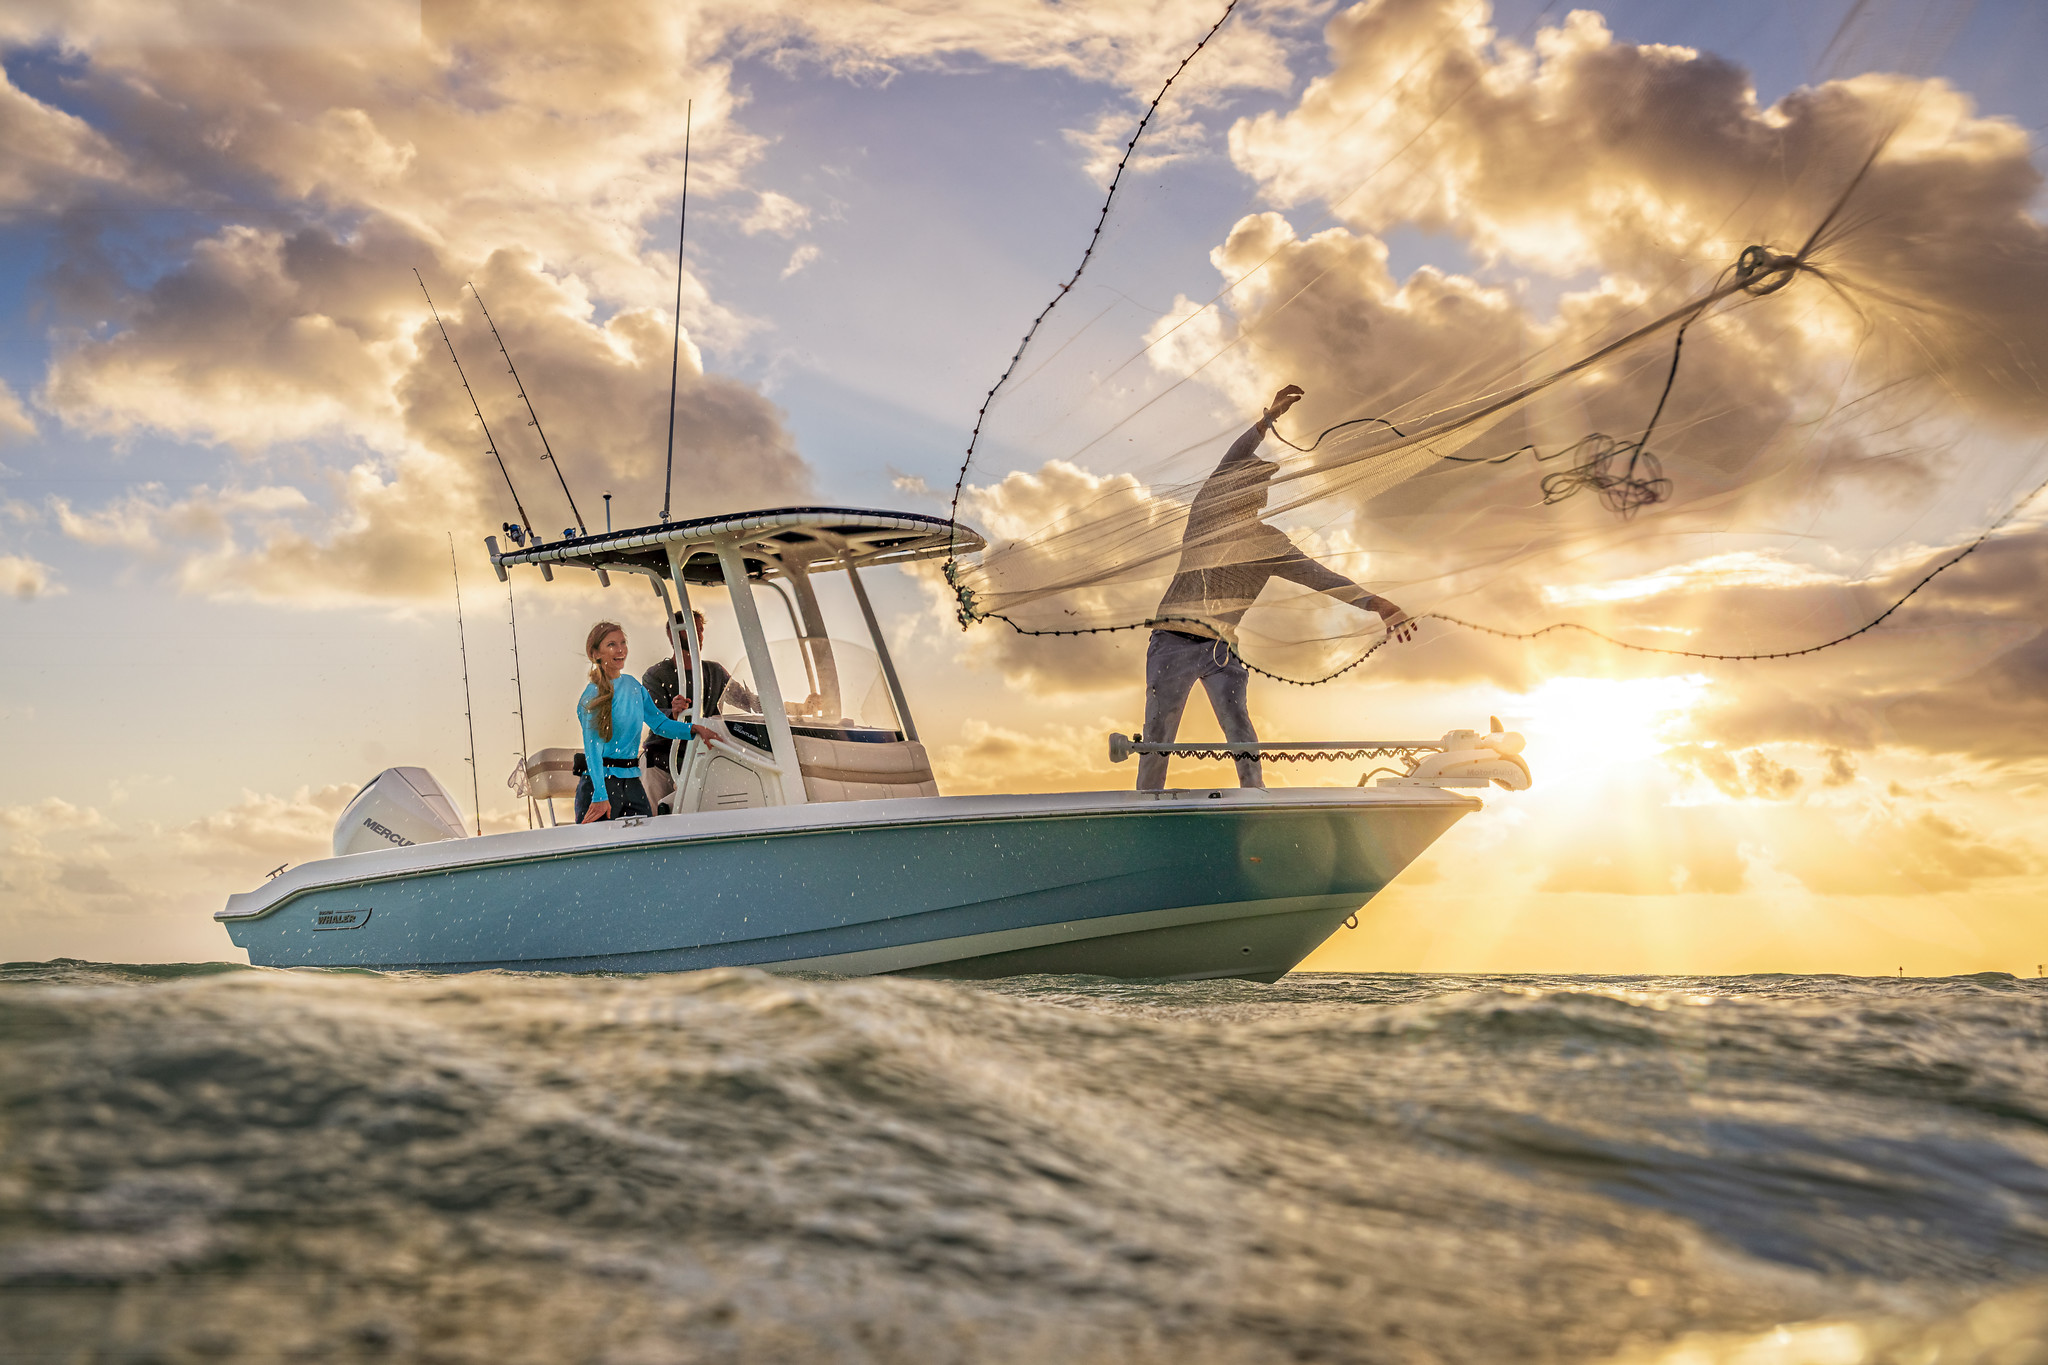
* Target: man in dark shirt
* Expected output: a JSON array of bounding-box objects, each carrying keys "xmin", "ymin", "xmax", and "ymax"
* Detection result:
[
  {"xmin": 640, "ymin": 611, "xmax": 761, "ymax": 808},
  {"xmin": 1139, "ymin": 384, "xmax": 1411, "ymax": 791}
]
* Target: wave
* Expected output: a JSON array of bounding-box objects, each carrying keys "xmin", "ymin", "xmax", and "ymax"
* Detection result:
[{"xmin": 3, "ymin": 965, "xmax": 2046, "ymax": 1362}]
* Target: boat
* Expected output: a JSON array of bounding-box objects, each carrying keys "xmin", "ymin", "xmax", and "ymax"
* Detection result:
[{"xmin": 216, "ymin": 506, "xmax": 1530, "ymax": 981}]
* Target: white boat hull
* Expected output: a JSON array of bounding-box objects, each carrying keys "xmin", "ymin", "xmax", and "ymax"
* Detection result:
[{"xmin": 218, "ymin": 787, "xmax": 1478, "ymax": 983}]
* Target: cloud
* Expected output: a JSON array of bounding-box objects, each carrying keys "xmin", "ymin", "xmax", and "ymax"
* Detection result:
[
  {"xmin": 0, "ymin": 380, "xmax": 34, "ymax": 444},
  {"xmin": 0, "ymin": 797, "xmax": 107, "ymax": 833},
  {"xmin": 951, "ymin": 0, "xmax": 2048, "ymax": 695},
  {"xmin": 1064, "ymin": 101, "xmax": 1212, "ymax": 188},
  {"xmin": 780, "ymin": 244, "xmax": 821, "ymax": 280},
  {"xmin": 931, "ymin": 717, "xmax": 1126, "ymax": 794},
  {"xmin": 1231, "ymin": 0, "xmax": 2048, "ymax": 428},
  {"xmin": 171, "ymin": 785, "xmax": 357, "ymax": 865},
  {"xmin": 0, "ymin": 797, "xmax": 129, "ymax": 911},
  {"xmin": 37, "ymin": 236, "xmax": 812, "ymax": 601},
  {"xmin": 742, "ymin": 191, "xmax": 811, "ymax": 238},
  {"xmin": 53, "ymin": 483, "xmax": 312, "ymax": 553},
  {"xmin": 1665, "ymin": 745, "xmax": 1803, "ymax": 801},
  {"xmin": 0, "ymin": 771, "xmax": 544, "ymax": 957},
  {"xmin": 741, "ymin": 0, "xmax": 1299, "ymax": 99},
  {"xmin": 0, "ymin": 59, "xmax": 136, "ymax": 217},
  {"xmin": 0, "ymin": 553, "xmax": 60, "ymax": 598},
  {"xmin": 42, "ymin": 223, "xmax": 423, "ymax": 451},
  {"xmin": 1772, "ymin": 805, "xmax": 2037, "ymax": 896},
  {"xmin": 939, "ymin": 459, "xmax": 1175, "ymax": 694},
  {"xmin": 5, "ymin": 0, "xmax": 1316, "ymax": 606}
]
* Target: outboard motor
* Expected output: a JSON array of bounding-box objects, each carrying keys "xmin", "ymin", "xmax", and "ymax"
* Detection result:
[{"xmin": 333, "ymin": 767, "xmax": 470, "ymax": 856}]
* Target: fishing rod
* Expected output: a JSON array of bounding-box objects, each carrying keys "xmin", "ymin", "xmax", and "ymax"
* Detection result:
[
  {"xmin": 506, "ymin": 575, "xmax": 535, "ymax": 831},
  {"xmin": 469, "ymin": 281, "xmax": 588, "ymax": 536},
  {"xmin": 660, "ymin": 99, "xmax": 693, "ymax": 524},
  {"xmin": 449, "ymin": 534, "xmax": 483, "ymax": 836},
  {"xmin": 417, "ymin": 268, "xmax": 539, "ymax": 540}
]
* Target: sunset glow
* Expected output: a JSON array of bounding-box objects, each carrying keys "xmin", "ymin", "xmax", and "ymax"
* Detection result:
[{"xmin": 0, "ymin": 0, "xmax": 2043, "ymax": 980}]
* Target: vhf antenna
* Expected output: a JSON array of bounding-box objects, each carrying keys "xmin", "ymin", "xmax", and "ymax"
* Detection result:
[
  {"xmin": 448, "ymin": 534, "xmax": 483, "ymax": 837},
  {"xmin": 470, "ymin": 281, "xmax": 588, "ymax": 537},
  {"xmin": 660, "ymin": 99, "xmax": 693, "ymax": 524},
  {"xmin": 417, "ymin": 268, "xmax": 538, "ymax": 540}
]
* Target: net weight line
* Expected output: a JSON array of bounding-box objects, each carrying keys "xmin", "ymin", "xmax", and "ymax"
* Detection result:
[
  {"xmin": 1425, "ymin": 463, "xmax": 2048, "ymax": 665},
  {"xmin": 946, "ymin": 0, "xmax": 1240, "ymax": 557},
  {"xmin": 979, "ymin": 464, "xmax": 2048, "ymax": 683}
]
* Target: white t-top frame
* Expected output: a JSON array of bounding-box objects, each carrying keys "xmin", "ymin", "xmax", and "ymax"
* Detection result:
[{"xmin": 487, "ymin": 506, "xmax": 983, "ymax": 807}]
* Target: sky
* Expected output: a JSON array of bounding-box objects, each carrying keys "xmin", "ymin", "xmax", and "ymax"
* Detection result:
[{"xmin": 2, "ymin": 0, "xmax": 2046, "ymax": 975}]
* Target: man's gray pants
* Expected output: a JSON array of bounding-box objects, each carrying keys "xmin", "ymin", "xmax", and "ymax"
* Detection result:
[{"xmin": 1138, "ymin": 630, "xmax": 1263, "ymax": 790}]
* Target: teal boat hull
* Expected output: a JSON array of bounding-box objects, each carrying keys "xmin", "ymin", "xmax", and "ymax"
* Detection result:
[{"xmin": 218, "ymin": 789, "xmax": 1476, "ymax": 982}]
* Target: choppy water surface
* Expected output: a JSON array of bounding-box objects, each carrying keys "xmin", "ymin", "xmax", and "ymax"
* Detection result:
[{"xmin": 5, "ymin": 964, "xmax": 2048, "ymax": 1364}]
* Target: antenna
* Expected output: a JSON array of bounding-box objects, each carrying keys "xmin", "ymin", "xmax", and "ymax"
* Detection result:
[
  {"xmin": 507, "ymin": 575, "xmax": 535, "ymax": 830},
  {"xmin": 449, "ymin": 534, "xmax": 483, "ymax": 837},
  {"xmin": 469, "ymin": 281, "xmax": 588, "ymax": 536},
  {"xmin": 660, "ymin": 99, "xmax": 693, "ymax": 524},
  {"xmin": 417, "ymin": 269, "xmax": 538, "ymax": 540}
]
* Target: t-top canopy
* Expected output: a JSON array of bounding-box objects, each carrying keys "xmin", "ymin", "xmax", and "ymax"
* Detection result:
[{"xmin": 487, "ymin": 506, "xmax": 983, "ymax": 585}]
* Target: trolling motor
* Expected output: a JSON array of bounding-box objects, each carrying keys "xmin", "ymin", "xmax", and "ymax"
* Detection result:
[{"xmin": 1109, "ymin": 717, "xmax": 1532, "ymax": 791}]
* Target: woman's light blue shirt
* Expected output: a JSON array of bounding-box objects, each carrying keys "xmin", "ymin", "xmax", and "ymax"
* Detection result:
[{"xmin": 578, "ymin": 673, "xmax": 692, "ymax": 803}]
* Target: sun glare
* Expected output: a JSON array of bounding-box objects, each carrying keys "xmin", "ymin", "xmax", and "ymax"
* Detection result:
[{"xmin": 1516, "ymin": 675, "xmax": 1707, "ymax": 784}]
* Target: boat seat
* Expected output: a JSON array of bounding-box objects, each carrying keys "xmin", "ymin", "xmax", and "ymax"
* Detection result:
[
  {"xmin": 517, "ymin": 748, "xmax": 582, "ymax": 800},
  {"xmin": 792, "ymin": 734, "xmax": 939, "ymax": 802}
]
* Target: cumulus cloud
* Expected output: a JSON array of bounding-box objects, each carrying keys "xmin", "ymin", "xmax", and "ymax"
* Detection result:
[
  {"xmin": 939, "ymin": 459, "xmax": 1175, "ymax": 693},
  {"xmin": 0, "ymin": 796, "xmax": 129, "ymax": 912},
  {"xmin": 941, "ymin": 0, "xmax": 2048, "ymax": 744},
  {"xmin": 4, "ymin": 0, "xmax": 1310, "ymax": 607},
  {"xmin": 1230, "ymin": 0, "xmax": 2048, "ymax": 432},
  {"xmin": 0, "ymin": 784, "xmax": 359, "ymax": 958},
  {"xmin": 1189, "ymin": 0, "xmax": 2048, "ymax": 587},
  {"xmin": 171, "ymin": 785, "xmax": 357, "ymax": 865},
  {"xmin": 0, "ymin": 552, "xmax": 60, "ymax": 598},
  {"xmin": 38, "ymin": 234, "xmax": 812, "ymax": 601},
  {"xmin": 0, "ymin": 60, "xmax": 135, "ymax": 216}
]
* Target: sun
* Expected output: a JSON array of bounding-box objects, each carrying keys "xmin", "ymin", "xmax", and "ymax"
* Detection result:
[{"xmin": 1514, "ymin": 675, "xmax": 1708, "ymax": 786}]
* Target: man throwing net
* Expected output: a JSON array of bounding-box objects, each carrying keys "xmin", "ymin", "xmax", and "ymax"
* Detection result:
[{"xmin": 1139, "ymin": 384, "xmax": 1413, "ymax": 791}]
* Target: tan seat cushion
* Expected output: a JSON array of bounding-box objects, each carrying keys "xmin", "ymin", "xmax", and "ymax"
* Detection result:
[
  {"xmin": 520, "ymin": 747, "xmax": 582, "ymax": 800},
  {"xmin": 792, "ymin": 737, "xmax": 939, "ymax": 803}
]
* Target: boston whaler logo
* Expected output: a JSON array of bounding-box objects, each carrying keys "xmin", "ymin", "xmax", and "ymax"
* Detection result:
[
  {"xmin": 363, "ymin": 817, "xmax": 414, "ymax": 847},
  {"xmin": 314, "ymin": 907, "xmax": 373, "ymax": 931}
]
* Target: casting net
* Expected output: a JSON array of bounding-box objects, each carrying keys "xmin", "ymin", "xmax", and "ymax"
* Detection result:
[{"xmin": 944, "ymin": 0, "xmax": 2048, "ymax": 684}]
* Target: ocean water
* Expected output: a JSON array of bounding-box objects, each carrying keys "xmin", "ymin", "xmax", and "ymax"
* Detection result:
[{"xmin": 4, "ymin": 964, "xmax": 2048, "ymax": 1365}]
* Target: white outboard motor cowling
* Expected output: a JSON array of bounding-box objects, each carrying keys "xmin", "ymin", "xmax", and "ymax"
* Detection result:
[{"xmin": 333, "ymin": 767, "xmax": 471, "ymax": 857}]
